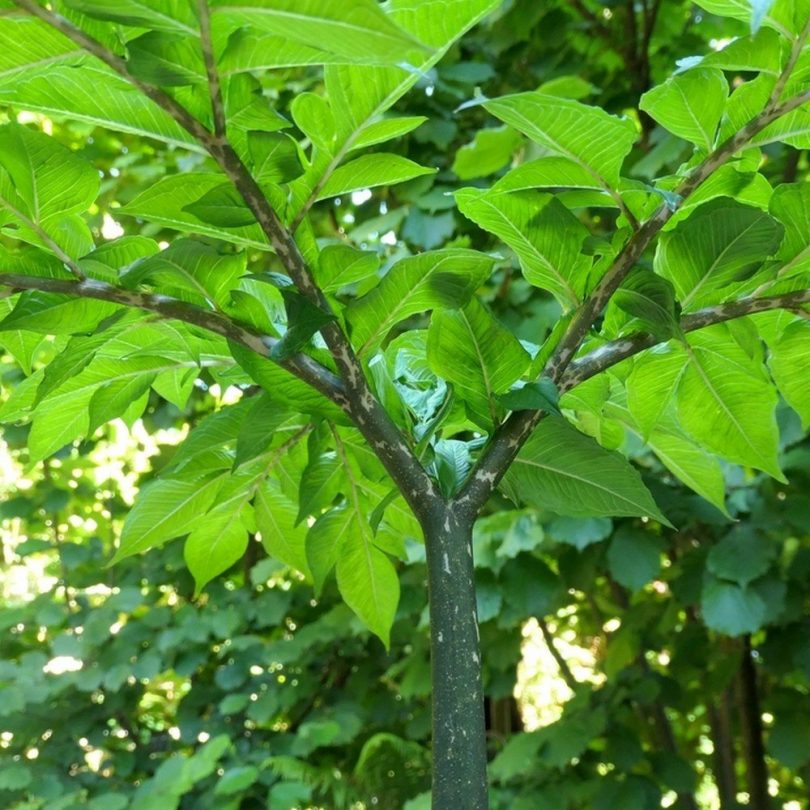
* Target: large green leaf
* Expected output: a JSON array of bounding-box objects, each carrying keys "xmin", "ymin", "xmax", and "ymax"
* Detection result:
[
  {"xmin": 0, "ymin": 17, "xmax": 83, "ymax": 85},
  {"xmin": 501, "ymin": 417, "xmax": 670, "ymax": 524},
  {"xmin": 336, "ymin": 526, "xmax": 399, "ymax": 649},
  {"xmin": 604, "ymin": 393, "xmax": 728, "ymax": 515},
  {"xmin": 482, "ymin": 92, "xmax": 637, "ymax": 188},
  {"xmin": 0, "ymin": 292, "xmax": 119, "ymax": 335},
  {"xmin": 701, "ymin": 577, "xmax": 767, "ymax": 636},
  {"xmin": 640, "ymin": 69, "xmax": 728, "ymax": 151},
  {"xmin": 768, "ymin": 321, "xmax": 810, "ymax": 427},
  {"xmin": 455, "ymin": 189, "xmax": 589, "ymax": 309},
  {"xmin": 123, "ymin": 238, "xmax": 247, "ymax": 309},
  {"xmin": 768, "ymin": 182, "xmax": 810, "ymax": 282},
  {"xmin": 121, "ymin": 175, "xmax": 269, "ymax": 249},
  {"xmin": 427, "ymin": 299, "xmax": 530, "ymax": 429},
  {"xmin": 607, "ymin": 527, "xmax": 662, "ymax": 592},
  {"xmin": 255, "ymin": 479, "xmax": 311, "ymax": 578},
  {"xmin": 114, "ymin": 473, "xmax": 226, "ymax": 562},
  {"xmin": 0, "ymin": 123, "xmax": 98, "ymax": 259},
  {"xmin": 62, "ymin": 0, "xmax": 199, "ymax": 33},
  {"xmin": 127, "ymin": 31, "xmax": 207, "ymax": 87},
  {"xmin": 655, "ymin": 199, "xmax": 783, "ymax": 309},
  {"xmin": 677, "ymin": 327, "xmax": 783, "ymax": 479},
  {"xmin": 316, "ymin": 154, "xmax": 433, "ymax": 200},
  {"xmin": 692, "ymin": 0, "xmax": 795, "ymax": 36},
  {"xmin": 346, "ymin": 249, "xmax": 494, "ymax": 356},
  {"xmin": 211, "ymin": 0, "xmax": 427, "ymax": 65},
  {"xmin": 491, "ymin": 156, "xmax": 606, "ymax": 193},
  {"xmin": 0, "ymin": 65, "xmax": 198, "ymax": 148},
  {"xmin": 0, "ymin": 297, "xmax": 43, "ymax": 375}
]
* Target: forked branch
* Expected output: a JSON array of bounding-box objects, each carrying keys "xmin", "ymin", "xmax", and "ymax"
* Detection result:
[
  {"xmin": 457, "ymin": 79, "xmax": 810, "ymax": 515},
  {"xmin": 10, "ymin": 0, "xmax": 442, "ymax": 518}
]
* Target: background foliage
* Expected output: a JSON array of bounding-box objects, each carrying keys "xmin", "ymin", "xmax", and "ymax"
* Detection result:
[{"xmin": 1, "ymin": 0, "xmax": 810, "ymax": 808}]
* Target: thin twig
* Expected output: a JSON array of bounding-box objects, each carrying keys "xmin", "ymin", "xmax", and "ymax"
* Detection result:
[
  {"xmin": 559, "ymin": 288, "xmax": 810, "ymax": 391},
  {"xmin": 197, "ymin": 0, "xmax": 226, "ymax": 139},
  {"xmin": 537, "ymin": 617, "xmax": 579, "ymax": 691},
  {"xmin": 768, "ymin": 15, "xmax": 810, "ymax": 107}
]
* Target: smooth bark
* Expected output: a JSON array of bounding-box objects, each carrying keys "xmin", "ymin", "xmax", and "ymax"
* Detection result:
[{"xmin": 423, "ymin": 508, "xmax": 488, "ymax": 809}]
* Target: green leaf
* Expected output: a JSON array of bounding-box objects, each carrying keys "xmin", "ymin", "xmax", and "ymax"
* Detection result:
[
  {"xmin": 219, "ymin": 28, "xmax": 363, "ymax": 73},
  {"xmin": 316, "ymin": 245, "xmax": 380, "ymax": 291},
  {"xmin": 0, "ymin": 292, "xmax": 119, "ymax": 335},
  {"xmin": 62, "ymin": 0, "xmax": 198, "ymax": 33},
  {"xmin": 336, "ymin": 527, "xmax": 399, "ymax": 648},
  {"xmin": 297, "ymin": 453, "xmax": 343, "ymax": 525},
  {"xmin": 183, "ymin": 183, "xmax": 257, "ymax": 228},
  {"xmin": 255, "ymin": 479, "xmax": 311, "ymax": 577},
  {"xmin": 655, "ymin": 199, "xmax": 783, "ymax": 309},
  {"xmin": 214, "ymin": 765, "xmax": 260, "ymax": 796},
  {"xmin": 452, "ymin": 125, "xmax": 521, "ymax": 180},
  {"xmin": 626, "ymin": 347, "xmax": 686, "ymax": 439},
  {"xmin": 639, "ymin": 69, "xmax": 728, "ymax": 151},
  {"xmin": 607, "ymin": 527, "xmax": 663, "ymax": 591},
  {"xmin": 0, "ymin": 65, "xmax": 198, "ymax": 148},
  {"xmin": 427, "ymin": 299, "xmax": 530, "ymax": 428},
  {"xmin": 122, "ymin": 174, "xmax": 269, "ymax": 249},
  {"xmin": 25, "ymin": 354, "xmax": 184, "ymax": 461},
  {"xmin": 211, "ymin": 0, "xmax": 428, "ymax": 65},
  {"xmin": 678, "ymin": 328, "xmax": 783, "ymax": 479},
  {"xmin": 0, "ymin": 296, "xmax": 43, "ymax": 374},
  {"xmin": 768, "ymin": 321, "xmax": 810, "ymax": 428},
  {"xmin": 701, "ymin": 576, "xmax": 767, "ymax": 635},
  {"xmin": 768, "ymin": 713, "xmax": 810, "ymax": 769},
  {"xmin": 306, "ymin": 505, "xmax": 355, "ymax": 594},
  {"xmin": 234, "ymin": 395, "xmax": 290, "ymax": 469},
  {"xmin": 498, "ymin": 378, "xmax": 561, "ymax": 415},
  {"xmin": 0, "ymin": 123, "xmax": 98, "ymax": 258},
  {"xmin": 33, "ymin": 312, "xmax": 132, "ymax": 406},
  {"xmin": 692, "ymin": 0, "xmax": 793, "ymax": 35},
  {"xmin": 185, "ymin": 504, "xmax": 250, "ymax": 595},
  {"xmin": 769, "ymin": 182, "xmax": 810, "ymax": 281},
  {"xmin": 346, "ymin": 248, "xmax": 494, "ymax": 356},
  {"xmin": 455, "ymin": 189, "xmax": 589, "ymax": 309},
  {"xmin": 0, "ymin": 17, "xmax": 84, "ymax": 86},
  {"xmin": 492, "ymin": 156, "xmax": 605, "ymax": 193},
  {"xmin": 122, "ymin": 238, "xmax": 247, "ymax": 309},
  {"xmin": 248, "ymin": 131, "xmax": 303, "ymax": 185},
  {"xmin": 231, "ymin": 342, "xmax": 346, "ymax": 422},
  {"xmin": 604, "ymin": 392, "xmax": 729, "ymax": 515},
  {"xmin": 87, "ymin": 366, "xmax": 155, "ymax": 433},
  {"xmin": 127, "ymin": 31, "xmax": 205, "ymax": 86},
  {"xmin": 695, "ymin": 27, "xmax": 784, "ymax": 76},
  {"xmin": 707, "ymin": 527, "xmax": 775, "ymax": 586},
  {"xmin": 114, "ymin": 475, "xmax": 226, "ymax": 562},
  {"xmin": 271, "ymin": 289, "xmax": 335, "ymax": 361},
  {"xmin": 317, "ymin": 153, "xmax": 434, "ymax": 200},
  {"xmin": 287, "ymin": 0, "xmax": 500, "ymax": 217},
  {"xmin": 482, "ymin": 92, "xmax": 637, "ymax": 188},
  {"xmin": 613, "ymin": 270, "xmax": 681, "ymax": 340},
  {"xmin": 501, "ymin": 417, "xmax": 670, "ymax": 523}
]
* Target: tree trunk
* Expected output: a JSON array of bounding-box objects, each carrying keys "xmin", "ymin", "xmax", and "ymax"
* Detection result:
[
  {"xmin": 737, "ymin": 636, "xmax": 771, "ymax": 809},
  {"xmin": 423, "ymin": 508, "xmax": 488, "ymax": 809}
]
